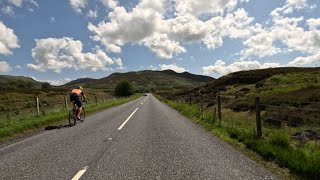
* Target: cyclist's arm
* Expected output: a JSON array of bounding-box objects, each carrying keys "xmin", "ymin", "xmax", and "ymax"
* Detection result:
[{"xmin": 81, "ymin": 92, "xmax": 87, "ymax": 102}]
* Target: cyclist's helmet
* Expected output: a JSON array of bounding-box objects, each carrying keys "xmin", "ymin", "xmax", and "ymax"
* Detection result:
[{"xmin": 78, "ymin": 86, "xmax": 83, "ymax": 90}]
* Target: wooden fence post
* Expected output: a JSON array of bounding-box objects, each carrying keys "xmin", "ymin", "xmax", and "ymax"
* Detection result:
[
  {"xmin": 35, "ymin": 96, "xmax": 39, "ymax": 115},
  {"xmin": 95, "ymin": 96, "xmax": 98, "ymax": 104},
  {"xmin": 200, "ymin": 94, "xmax": 203, "ymax": 119},
  {"xmin": 213, "ymin": 105, "xmax": 217, "ymax": 124},
  {"xmin": 255, "ymin": 97, "xmax": 262, "ymax": 137},
  {"xmin": 217, "ymin": 95, "xmax": 221, "ymax": 120},
  {"xmin": 64, "ymin": 97, "xmax": 68, "ymax": 109}
]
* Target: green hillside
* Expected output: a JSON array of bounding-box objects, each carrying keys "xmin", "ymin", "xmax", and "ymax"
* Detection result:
[
  {"xmin": 0, "ymin": 75, "xmax": 42, "ymax": 90},
  {"xmin": 172, "ymin": 67, "xmax": 320, "ymax": 126},
  {"xmin": 176, "ymin": 67, "xmax": 320, "ymax": 98}
]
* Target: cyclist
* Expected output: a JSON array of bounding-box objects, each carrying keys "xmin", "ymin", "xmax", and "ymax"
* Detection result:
[{"xmin": 70, "ymin": 86, "xmax": 87, "ymax": 120}]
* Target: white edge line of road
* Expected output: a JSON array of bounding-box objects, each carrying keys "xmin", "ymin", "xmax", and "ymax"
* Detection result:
[
  {"xmin": 117, "ymin": 107, "xmax": 139, "ymax": 130},
  {"xmin": 71, "ymin": 166, "xmax": 89, "ymax": 180}
]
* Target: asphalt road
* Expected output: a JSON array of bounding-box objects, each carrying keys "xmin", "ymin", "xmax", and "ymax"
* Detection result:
[{"xmin": 0, "ymin": 94, "xmax": 277, "ymax": 180}]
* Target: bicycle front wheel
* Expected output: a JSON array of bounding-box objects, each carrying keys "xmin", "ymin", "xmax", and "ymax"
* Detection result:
[
  {"xmin": 69, "ymin": 110, "xmax": 76, "ymax": 126},
  {"xmin": 79, "ymin": 107, "xmax": 85, "ymax": 122}
]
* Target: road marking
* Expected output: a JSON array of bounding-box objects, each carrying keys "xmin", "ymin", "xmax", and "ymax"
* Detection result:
[
  {"xmin": 71, "ymin": 166, "xmax": 89, "ymax": 180},
  {"xmin": 117, "ymin": 108, "xmax": 139, "ymax": 130},
  {"xmin": 141, "ymin": 102, "xmax": 144, "ymax": 105}
]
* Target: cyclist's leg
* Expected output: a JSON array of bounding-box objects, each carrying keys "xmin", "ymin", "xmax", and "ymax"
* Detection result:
[
  {"xmin": 75, "ymin": 97, "xmax": 83, "ymax": 118},
  {"xmin": 70, "ymin": 93, "xmax": 78, "ymax": 116},
  {"xmin": 78, "ymin": 107, "xmax": 82, "ymax": 118}
]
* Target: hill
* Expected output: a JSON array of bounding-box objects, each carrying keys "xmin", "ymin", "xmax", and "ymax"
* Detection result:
[
  {"xmin": 159, "ymin": 70, "xmax": 214, "ymax": 83},
  {"xmin": 176, "ymin": 67, "xmax": 320, "ymax": 96},
  {"xmin": 62, "ymin": 70, "xmax": 215, "ymax": 94},
  {"xmin": 0, "ymin": 75, "xmax": 42, "ymax": 90},
  {"xmin": 64, "ymin": 77, "xmax": 96, "ymax": 86},
  {"xmin": 173, "ymin": 67, "xmax": 320, "ymax": 115}
]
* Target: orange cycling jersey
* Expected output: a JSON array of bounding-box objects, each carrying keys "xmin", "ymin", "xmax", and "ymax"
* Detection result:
[{"xmin": 71, "ymin": 89, "xmax": 82, "ymax": 95}]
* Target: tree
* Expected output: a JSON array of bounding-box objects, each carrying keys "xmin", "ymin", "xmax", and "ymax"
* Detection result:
[
  {"xmin": 115, "ymin": 81, "xmax": 133, "ymax": 97},
  {"xmin": 41, "ymin": 82, "xmax": 51, "ymax": 90}
]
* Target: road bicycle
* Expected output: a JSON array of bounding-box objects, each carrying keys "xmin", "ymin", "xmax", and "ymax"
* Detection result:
[{"xmin": 69, "ymin": 101, "xmax": 86, "ymax": 126}]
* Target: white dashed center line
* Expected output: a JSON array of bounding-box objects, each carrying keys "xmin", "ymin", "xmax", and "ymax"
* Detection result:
[
  {"xmin": 71, "ymin": 166, "xmax": 89, "ymax": 180},
  {"xmin": 117, "ymin": 108, "xmax": 139, "ymax": 130}
]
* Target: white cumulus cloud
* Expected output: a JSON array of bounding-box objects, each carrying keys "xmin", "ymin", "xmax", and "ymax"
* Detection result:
[
  {"xmin": 100, "ymin": 0, "xmax": 118, "ymax": 9},
  {"xmin": 69, "ymin": 0, "xmax": 87, "ymax": 14},
  {"xmin": 30, "ymin": 77, "xmax": 73, "ymax": 86},
  {"xmin": 148, "ymin": 65, "xmax": 158, "ymax": 70},
  {"xmin": 242, "ymin": 13, "xmax": 320, "ymax": 60},
  {"xmin": 175, "ymin": 0, "xmax": 237, "ymax": 16},
  {"xmin": 0, "ymin": 21, "xmax": 20, "ymax": 55},
  {"xmin": 0, "ymin": 61, "xmax": 13, "ymax": 73},
  {"xmin": 15, "ymin": 65, "xmax": 22, "ymax": 69},
  {"xmin": 242, "ymin": 29, "xmax": 281, "ymax": 58},
  {"xmin": 27, "ymin": 37, "xmax": 120, "ymax": 73},
  {"xmin": 143, "ymin": 33, "xmax": 186, "ymax": 59},
  {"xmin": 8, "ymin": 0, "xmax": 23, "ymax": 7},
  {"xmin": 88, "ymin": 0, "xmax": 255, "ymax": 59},
  {"xmin": 307, "ymin": 18, "xmax": 320, "ymax": 30},
  {"xmin": 159, "ymin": 63, "xmax": 186, "ymax": 73},
  {"xmin": 87, "ymin": 10, "xmax": 97, "ymax": 18},
  {"xmin": 271, "ymin": 0, "xmax": 307, "ymax": 16},
  {"xmin": 88, "ymin": 1, "xmax": 166, "ymax": 54},
  {"xmin": 202, "ymin": 60, "xmax": 281, "ymax": 76},
  {"xmin": 3, "ymin": 0, "xmax": 38, "ymax": 10},
  {"xmin": 1, "ymin": 6, "xmax": 14, "ymax": 15},
  {"xmin": 288, "ymin": 52, "xmax": 320, "ymax": 66}
]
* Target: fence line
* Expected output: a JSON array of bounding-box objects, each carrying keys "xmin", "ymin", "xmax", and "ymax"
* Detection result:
[
  {"xmin": 261, "ymin": 104, "xmax": 320, "ymax": 112},
  {"xmin": 0, "ymin": 94, "xmax": 110, "ymax": 116},
  {"xmin": 267, "ymin": 112, "xmax": 320, "ymax": 122},
  {"xmin": 260, "ymin": 99, "xmax": 320, "ymax": 105},
  {"xmin": 263, "ymin": 118, "xmax": 318, "ymax": 129},
  {"xmin": 172, "ymin": 94, "xmax": 320, "ymax": 138}
]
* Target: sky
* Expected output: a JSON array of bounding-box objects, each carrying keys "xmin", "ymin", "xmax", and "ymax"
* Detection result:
[{"xmin": 0, "ymin": 0, "xmax": 319, "ymax": 85}]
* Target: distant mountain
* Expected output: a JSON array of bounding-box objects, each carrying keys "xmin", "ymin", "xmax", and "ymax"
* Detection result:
[
  {"xmin": 62, "ymin": 70, "xmax": 215, "ymax": 94},
  {"xmin": 63, "ymin": 78, "xmax": 96, "ymax": 87},
  {"xmin": 159, "ymin": 70, "xmax": 214, "ymax": 83}
]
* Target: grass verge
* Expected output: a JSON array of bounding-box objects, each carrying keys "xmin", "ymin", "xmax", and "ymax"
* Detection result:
[
  {"xmin": 159, "ymin": 97, "xmax": 320, "ymax": 180},
  {"xmin": 0, "ymin": 94, "xmax": 140, "ymax": 142}
]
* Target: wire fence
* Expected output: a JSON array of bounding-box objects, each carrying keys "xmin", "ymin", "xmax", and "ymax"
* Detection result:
[
  {"xmin": 170, "ymin": 94, "xmax": 320, "ymax": 139},
  {"xmin": 0, "ymin": 94, "xmax": 111, "ymax": 119}
]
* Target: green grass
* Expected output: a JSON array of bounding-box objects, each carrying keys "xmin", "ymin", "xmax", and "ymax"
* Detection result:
[
  {"xmin": 0, "ymin": 94, "xmax": 140, "ymax": 142},
  {"xmin": 160, "ymin": 98, "xmax": 320, "ymax": 179}
]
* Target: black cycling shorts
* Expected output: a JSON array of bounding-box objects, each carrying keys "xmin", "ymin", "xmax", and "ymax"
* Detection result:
[{"xmin": 70, "ymin": 93, "xmax": 82, "ymax": 107}]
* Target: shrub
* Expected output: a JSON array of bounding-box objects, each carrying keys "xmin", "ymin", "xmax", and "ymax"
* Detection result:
[
  {"xmin": 41, "ymin": 82, "xmax": 51, "ymax": 90},
  {"xmin": 114, "ymin": 81, "xmax": 134, "ymax": 97}
]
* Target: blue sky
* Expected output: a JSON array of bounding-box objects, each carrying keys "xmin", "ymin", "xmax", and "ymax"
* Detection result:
[{"xmin": 0, "ymin": 0, "xmax": 319, "ymax": 85}]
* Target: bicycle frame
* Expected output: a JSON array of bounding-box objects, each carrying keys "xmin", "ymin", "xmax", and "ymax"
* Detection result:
[{"xmin": 69, "ymin": 101, "xmax": 85, "ymax": 126}]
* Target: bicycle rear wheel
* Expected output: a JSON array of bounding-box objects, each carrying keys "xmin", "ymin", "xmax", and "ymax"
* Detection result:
[
  {"xmin": 69, "ymin": 109, "xmax": 77, "ymax": 126},
  {"xmin": 79, "ymin": 108, "xmax": 85, "ymax": 122}
]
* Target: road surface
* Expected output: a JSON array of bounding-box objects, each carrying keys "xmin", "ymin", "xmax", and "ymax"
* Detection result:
[{"xmin": 0, "ymin": 94, "xmax": 276, "ymax": 180}]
